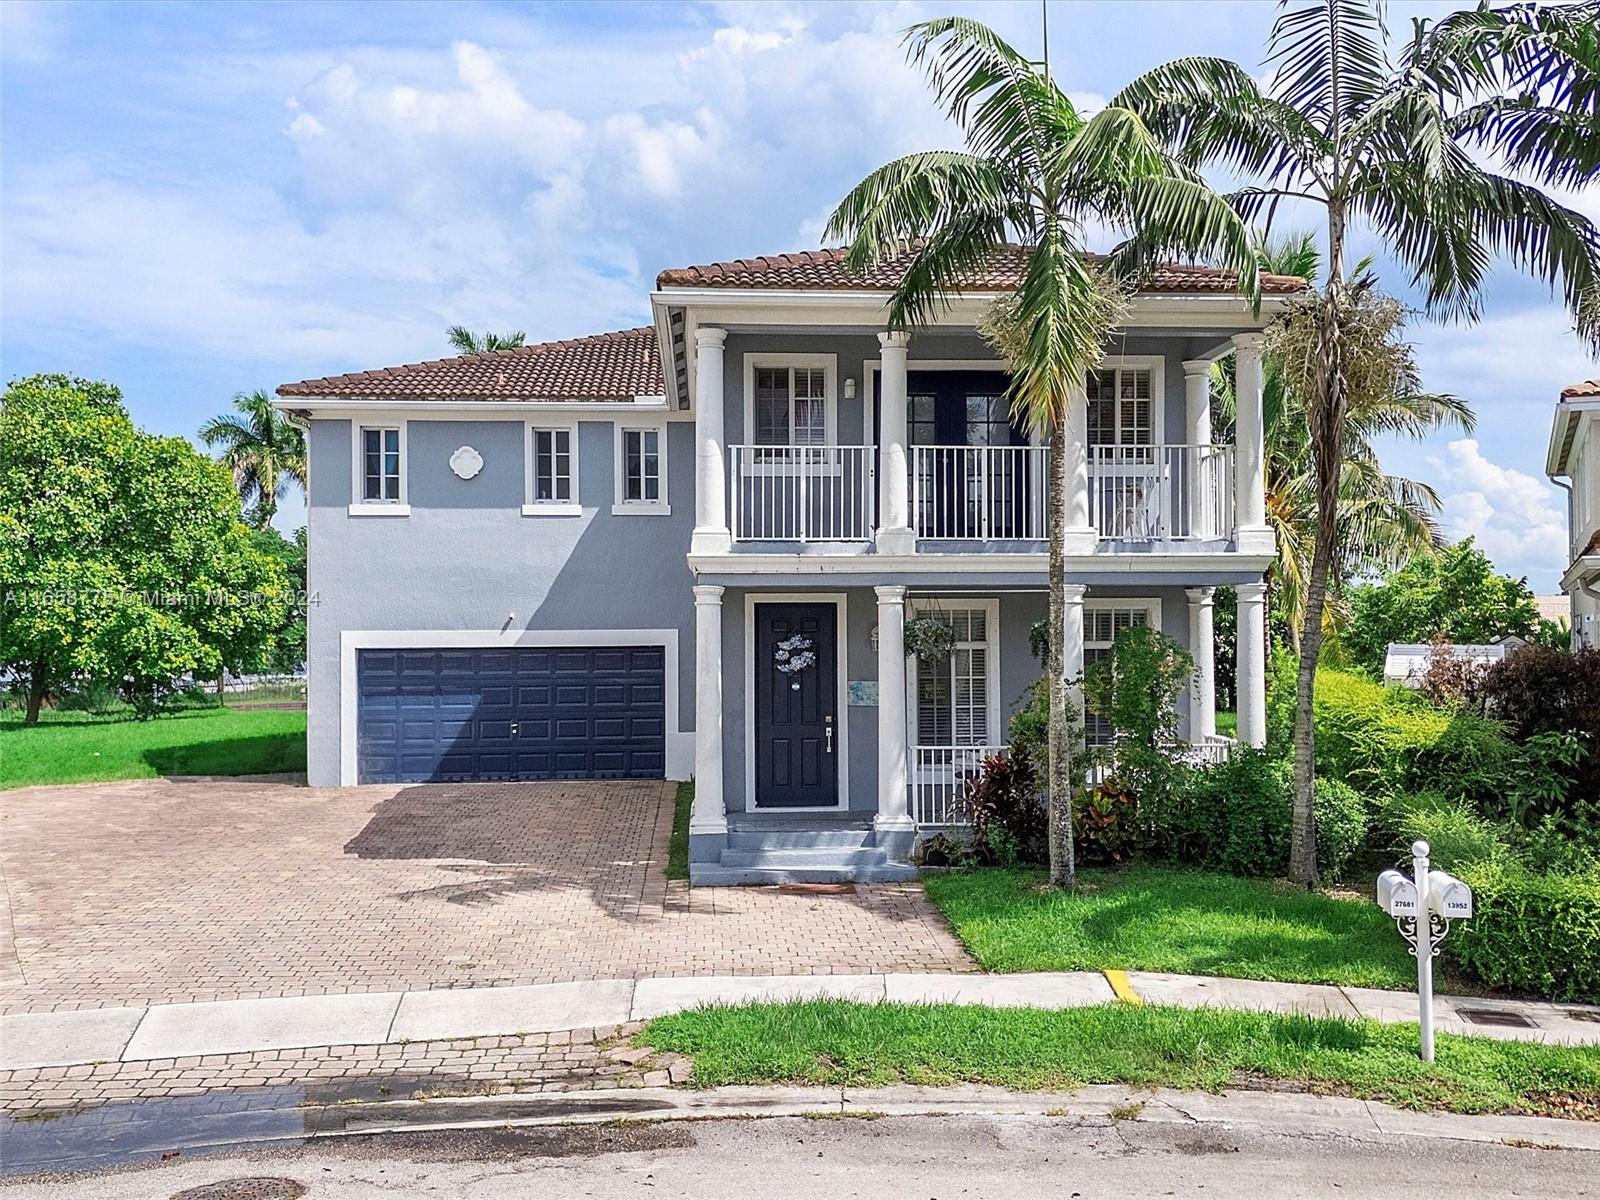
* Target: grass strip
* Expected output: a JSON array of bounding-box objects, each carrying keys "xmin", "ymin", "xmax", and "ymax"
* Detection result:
[
  {"xmin": 924, "ymin": 867, "xmax": 1418, "ymax": 990},
  {"xmin": 667, "ymin": 781, "xmax": 693, "ymax": 881},
  {"xmin": 0, "ymin": 707, "xmax": 307, "ymax": 789},
  {"xmin": 641, "ymin": 999, "xmax": 1600, "ymax": 1118}
]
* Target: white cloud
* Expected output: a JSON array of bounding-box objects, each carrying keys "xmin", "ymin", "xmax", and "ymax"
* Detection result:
[{"xmin": 1429, "ymin": 438, "xmax": 1567, "ymax": 585}]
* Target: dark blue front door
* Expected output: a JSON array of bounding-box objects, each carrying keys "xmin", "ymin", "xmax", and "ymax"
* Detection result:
[
  {"xmin": 754, "ymin": 604, "xmax": 838, "ymax": 808},
  {"xmin": 356, "ymin": 646, "xmax": 665, "ymax": 783}
]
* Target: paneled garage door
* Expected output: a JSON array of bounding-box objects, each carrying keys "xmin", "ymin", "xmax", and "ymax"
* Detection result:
[{"xmin": 356, "ymin": 646, "xmax": 666, "ymax": 783}]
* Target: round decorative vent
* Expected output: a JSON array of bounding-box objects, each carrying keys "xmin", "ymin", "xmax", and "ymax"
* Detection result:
[{"xmin": 449, "ymin": 445, "xmax": 484, "ymax": 480}]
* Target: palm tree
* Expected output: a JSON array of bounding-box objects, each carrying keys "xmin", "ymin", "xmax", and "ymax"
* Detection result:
[
  {"xmin": 827, "ymin": 17, "xmax": 1260, "ymax": 888},
  {"xmin": 1211, "ymin": 236, "xmax": 1475, "ymax": 650},
  {"xmin": 198, "ymin": 389, "xmax": 307, "ymax": 529},
  {"xmin": 447, "ymin": 326, "xmax": 526, "ymax": 355},
  {"xmin": 1115, "ymin": 0, "xmax": 1600, "ymax": 885}
]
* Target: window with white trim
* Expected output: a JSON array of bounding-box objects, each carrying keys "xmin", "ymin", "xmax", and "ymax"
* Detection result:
[
  {"xmin": 914, "ymin": 606, "xmax": 995, "ymax": 746},
  {"xmin": 360, "ymin": 426, "xmax": 402, "ymax": 502},
  {"xmin": 1083, "ymin": 601, "xmax": 1159, "ymax": 745},
  {"xmin": 1086, "ymin": 366, "xmax": 1154, "ymax": 446},
  {"xmin": 613, "ymin": 421, "xmax": 668, "ymax": 514},
  {"xmin": 530, "ymin": 425, "xmax": 574, "ymax": 503},
  {"xmin": 753, "ymin": 365, "xmax": 828, "ymax": 447}
]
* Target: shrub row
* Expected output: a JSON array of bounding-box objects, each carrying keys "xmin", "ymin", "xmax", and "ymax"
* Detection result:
[{"xmin": 1448, "ymin": 860, "xmax": 1600, "ymax": 1004}]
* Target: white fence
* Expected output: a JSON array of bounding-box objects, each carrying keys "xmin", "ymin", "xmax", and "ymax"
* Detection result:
[
  {"xmin": 911, "ymin": 445, "xmax": 1048, "ymax": 540},
  {"xmin": 1088, "ymin": 444, "xmax": 1234, "ymax": 540},
  {"xmin": 729, "ymin": 445, "xmax": 876, "ymax": 542}
]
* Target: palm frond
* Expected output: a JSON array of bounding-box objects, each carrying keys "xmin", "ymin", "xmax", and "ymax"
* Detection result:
[{"xmin": 1268, "ymin": 0, "xmax": 1392, "ymax": 131}]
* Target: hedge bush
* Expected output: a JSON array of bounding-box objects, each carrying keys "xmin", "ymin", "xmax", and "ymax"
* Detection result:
[
  {"xmin": 1446, "ymin": 860, "xmax": 1600, "ymax": 1004},
  {"xmin": 1144, "ymin": 749, "xmax": 1366, "ymax": 881},
  {"xmin": 1267, "ymin": 663, "xmax": 1518, "ymax": 804}
]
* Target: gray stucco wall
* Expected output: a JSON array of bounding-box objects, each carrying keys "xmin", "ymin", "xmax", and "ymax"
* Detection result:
[{"xmin": 305, "ymin": 415, "xmax": 695, "ymax": 786}]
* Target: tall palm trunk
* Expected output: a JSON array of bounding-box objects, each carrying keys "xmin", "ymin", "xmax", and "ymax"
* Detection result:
[
  {"xmin": 1045, "ymin": 424, "xmax": 1076, "ymax": 888},
  {"xmin": 1289, "ymin": 203, "xmax": 1348, "ymax": 886}
]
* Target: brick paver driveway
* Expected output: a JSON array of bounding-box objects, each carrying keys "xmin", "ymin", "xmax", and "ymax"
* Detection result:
[{"xmin": 0, "ymin": 778, "xmax": 972, "ymax": 1013}]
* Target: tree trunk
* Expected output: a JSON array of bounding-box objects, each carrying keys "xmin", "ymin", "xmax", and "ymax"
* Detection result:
[
  {"xmin": 24, "ymin": 660, "xmax": 48, "ymax": 724},
  {"xmin": 1045, "ymin": 427, "xmax": 1076, "ymax": 889},
  {"xmin": 1288, "ymin": 201, "xmax": 1349, "ymax": 887}
]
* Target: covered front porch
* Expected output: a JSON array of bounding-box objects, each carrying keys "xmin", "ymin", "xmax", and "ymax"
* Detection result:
[{"xmin": 686, "ymin": 578, "xmax": 1267, "ymax": 884}]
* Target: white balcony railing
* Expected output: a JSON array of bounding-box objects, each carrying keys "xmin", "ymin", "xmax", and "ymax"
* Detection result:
[
  {"xmin": 1088, "ymin": 444, "xmax": 1234, "ymax": 541},
  {"xmin": 911, "ymin": 744, "xmax": 1005, "ymax": 827},
  {"xmin": 911, "ymin": 445, "xmax": 1048, "ymax": 540},
  {"xmin": 729, "ymin": 445, "xmax": 875, "ymax": 543}
]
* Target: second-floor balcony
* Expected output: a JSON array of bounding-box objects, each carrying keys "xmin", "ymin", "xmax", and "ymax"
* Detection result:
[{"xmin": 726, "ymin": 441, "xmax": 1235, "ymax": 546}]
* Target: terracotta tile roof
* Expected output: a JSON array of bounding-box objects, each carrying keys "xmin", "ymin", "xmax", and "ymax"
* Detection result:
[
  {"xmin": 276, "ymin": 327, "xmax": 663, "ymax": 402},
  {"xmin": 656, "ymin": 245, "xmax": 1308, "ymax": 295},
  {"xmin": 1562, "ymin": 379, "xmax": 1600, "ymax": 398}
]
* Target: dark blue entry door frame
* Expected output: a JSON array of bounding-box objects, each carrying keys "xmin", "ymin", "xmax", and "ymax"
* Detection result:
[
  {"xmin": 753, "ymin": 603, "xmax": 839, "ymax": 808},
  {"xmin": 356, "ymin": 646, "xmax": 666, "ymax": 783}
]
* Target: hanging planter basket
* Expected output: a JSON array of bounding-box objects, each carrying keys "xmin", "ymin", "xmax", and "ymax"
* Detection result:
[{"xmin": 904, "ymin": 614, "xmax": 956, "ymax": 662}]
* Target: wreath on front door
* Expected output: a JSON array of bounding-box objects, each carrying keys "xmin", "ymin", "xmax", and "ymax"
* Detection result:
[{"xmin": 773, "ymin": 633, "xmax": 817, "ymax": 691}]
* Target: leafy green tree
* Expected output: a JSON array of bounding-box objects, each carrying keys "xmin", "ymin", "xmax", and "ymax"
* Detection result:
[
  {"xmin": 1, "ymin": 375, "xmax": 291, "ymax": 720},
  {"xmin": 447, "ymin": 326, "xmax": 526, "ymax": 355},
  {"xmin": 827, "ymin": 17, "xmax": 1258, "ymax": 888},
  {"xmin": 1345, "ymin": 538, "xmax": 1541, "ymax": 675},
  {"xmin": 1117, "ymin": 0, "xmax": 1600, "ymax": 884},
  {"xmin": 198, "ymin": 389, "xmax": 306, "ymax": 529},
  {"xmin": 250, "ymin": 525, "xmax": 308, "ymax": 674}
]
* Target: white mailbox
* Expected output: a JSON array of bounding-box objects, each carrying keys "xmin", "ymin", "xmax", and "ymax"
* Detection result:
[
  {"xmin": 1429, "ymin": 871, "xmax": 1473, "ymax": 919},
  {"xmin": 1377, "ymin": 869, "xmax": 1419, "ymax": 916}
]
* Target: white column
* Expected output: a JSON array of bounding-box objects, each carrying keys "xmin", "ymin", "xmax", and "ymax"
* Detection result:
[
  {"xmin": 1183, "ymin": 359, "xmax": 1212, "ymax": 538},
  {"xmin": 1236, "ymin": 580, "xmax": 1267, "ymax": 747},
  {"xmin": 1232, "ymin": 333, "xmax": 1271, "ymax": 553},
  {"xmin": 1186, "ymin": 586, "xmax": 1216, "ymax": 742},
  {"xmin": 876, "ymin": 332, "xmax": 916, "ymax": 555},
  {"xmin": 692, "ymin": 328, "xmax": 730, "ymax": 555},
  {"xmin": 875, "ymin": 584, "xmax": 914, "ymax": 845},
  {"xmin": 1061, "ymin": 582, "xmax": 1087, "ymax": 721},
  {"xmin": 1059, "ymin": 374, "xmax": 1097, "ymax": 553},
  {"xmin": 691, "ymin": 584, "xmax": 727, "ymax": 838}
]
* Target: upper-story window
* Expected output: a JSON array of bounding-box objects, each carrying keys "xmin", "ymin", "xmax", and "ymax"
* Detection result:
[
  {"xmin": 351, "ymin": 424, "xmax": 408, "ymax": 515},
  {"xmin": 524, "ymin": 421, "xmax": 580, "ymax": 516},
  {"xmin": 743, "ymin": 355, "xmax": 836, "ymax": 451},
  {"xmin": 613, "ymin": 421, "xmax": 669, "ymax": 516},
  {"xmin": 1086, "ymin": 366, "xmax": 1155, "ymax": 446}
]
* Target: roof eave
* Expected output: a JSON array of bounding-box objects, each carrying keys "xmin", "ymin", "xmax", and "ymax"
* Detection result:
[
  {"xmin": 269, "ymin": 395, "xmax": 670, "ymax": 414},
  {"xmin": 1547, "ymin": 396, "xmax": 1600, "ymax": 478}
]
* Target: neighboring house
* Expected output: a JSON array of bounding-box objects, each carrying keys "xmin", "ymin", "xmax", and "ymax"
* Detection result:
[
  {"xmin": 1547, "ymin": 378, "xmax": 1600, "ymax": 648},
  {"xmin": 274, "ymin": 246, "xmax": 1301, "ymax": 883},
  {"xmin": 1383, "ymin": 637, "xmax": 1526, "ymax": 688},
  {"xmin": 1535, "ymin": 594, "xmax": 1572, "ymax": 632}
]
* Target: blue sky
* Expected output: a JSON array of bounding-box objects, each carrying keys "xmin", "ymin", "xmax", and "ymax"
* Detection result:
[{"xmin": 3, "ymin": 0, "xmax": 1594, "ymax": 589}]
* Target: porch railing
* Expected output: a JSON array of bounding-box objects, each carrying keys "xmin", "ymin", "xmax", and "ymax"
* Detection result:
[
  {"xmin": 911, "ymin": 744, "xmax": 1005, "ymax": 826},
  {"xmin": 911, "ymin": 445, "xmax": 1048, "ymax": 540},
  {"xmin": 1088, "ymin": 444, "xmax": 1234, "ymax": 541},
  {"xmin": 729, "ymin": 445, "xmax": 875, "ymax": 543}
]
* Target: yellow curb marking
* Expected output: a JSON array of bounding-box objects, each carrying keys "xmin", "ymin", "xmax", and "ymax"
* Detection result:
[{"xmin": 1104, "ymin": 970, "xmax": 1143, "ymax": 1005}]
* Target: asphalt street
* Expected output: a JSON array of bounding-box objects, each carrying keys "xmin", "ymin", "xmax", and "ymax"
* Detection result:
[{"xmin": 2, "ymin": 1111, "xmax": 1593, "ymax": 1199}]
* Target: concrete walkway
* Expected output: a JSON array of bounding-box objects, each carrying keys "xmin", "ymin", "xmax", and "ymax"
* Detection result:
[{"xmin": 5, "ymin": 970, "xmax": 1597, "ymax": 1073}]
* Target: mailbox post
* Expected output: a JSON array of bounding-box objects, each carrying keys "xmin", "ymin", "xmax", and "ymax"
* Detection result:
[{"xmin": 1375, "ymin": 840, "xmax": 1472, "ymax": 1062}]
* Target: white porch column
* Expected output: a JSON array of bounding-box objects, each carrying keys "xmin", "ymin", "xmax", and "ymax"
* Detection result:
[
  {"xmin": 1061, "ymin": 582, "xmax": 1088, "ymax": 721},
  {"xmin": 1059, "ymin": 375, "xmax": 1098, "ymax": 552},
  {"xmin": 875, "ymin": 584, "xmax": 915, "ymax": 851},
  {"xmin": 1186, "ymin": 586, "xmax": 1216, "ymax": 742},
  {"xmin": 1236, "ymin": 580, "xmax": 1268, "ymax": 747},
  {"xmin": 1183, "ymin": 359, "xmax": 1213, "ymax": 537},
  {"xmin": 876, "ymin": 332, "xmax": 916, "ymax": 555},
  {"xmin": 1232, "ymin": 333, "xmax": 1272, "ymax": 553},
  {"xmin": 692, "ymin": 328, "xmax": 731, "ymax": 555},
  {"xmin": 691, "ymin": 585, "xmax": 727, "ymax": 842}
]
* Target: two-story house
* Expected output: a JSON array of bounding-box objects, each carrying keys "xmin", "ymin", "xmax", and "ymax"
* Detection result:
[
  {"xmin": 1548, "ymin": 377, "xmax": 1600, "ymax": 648},
  {"xmin": 275, "ymin": 246, "xmax": 1303, "ymax": 884}
]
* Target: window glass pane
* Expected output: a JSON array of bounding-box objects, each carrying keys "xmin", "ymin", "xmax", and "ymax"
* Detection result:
[
  {"xmin": 917, "ymin": 655, "xmax": 953, "ymax": 745},
  {"xmin": 533, "ymin": 428, "xmax": 571, "ymax": 501},
  {"xmin": 754, "ymin": 368, "xmax": 789, "ymax": 446},
  {"xmin": 908, "ymin": 394, "xmax": 937, "ymax": 446},
  {"xmin": 642, "ymin": 430, "xmax": 659, "ymax": 500},
  {"xmin": 794, "ymin": 371, "xmax": 825, "ymax": 447},
  {"xmin": 624, "ymin": 429, "xmax": 642, "ymax": 500},
  {"xmin": 952, "ymin": 646, "xmax": 988, "ymax": 744},
  {"xmin": 1086, "ymin": 370, "xmax": 1116, "ymax": 446}
]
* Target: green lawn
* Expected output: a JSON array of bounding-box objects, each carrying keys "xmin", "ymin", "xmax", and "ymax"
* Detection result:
[
  {"xmin": 0, "ymin": 707, "xmax": 307, "ymax": 789},
  {"xmin": 641, "ymin": 1000, "xmax": 1600, "ymax": 1118},
  {"xmin": 924, "ymin": 866, "xmax": 1417, "ymax": 990},
  {"xmin": 1216, "ymin": 710, "xmax": 1237, "ymax": 737},
  {"xmin": 667, "ymin": 781, "xmax": 693, "ymax": 880}
]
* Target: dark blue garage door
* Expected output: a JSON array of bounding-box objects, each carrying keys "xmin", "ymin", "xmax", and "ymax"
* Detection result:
[{"xmin": 356, "ymin": 646, "xmax": 666, "ymax": 783}]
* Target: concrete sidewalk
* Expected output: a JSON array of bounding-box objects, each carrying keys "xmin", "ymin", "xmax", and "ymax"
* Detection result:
[{"xmin": 5, "ymin": 970, "xmax": 1597, "ymax": 1074}]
